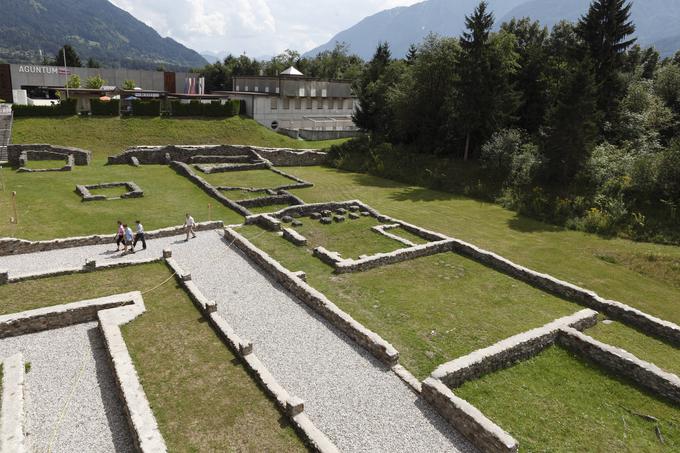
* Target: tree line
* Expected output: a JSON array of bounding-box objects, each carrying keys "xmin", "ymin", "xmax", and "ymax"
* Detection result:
[{"xmin": 337, "ymin": 0, "xmax": 680, "ymax": 243}]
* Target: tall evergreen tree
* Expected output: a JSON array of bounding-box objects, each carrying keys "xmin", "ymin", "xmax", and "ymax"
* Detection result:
[
  {"xmin": 577, "ymin": 0, "xmax": 636, "ymax": 124},
  {"xmin": 55, "ymin": 45, "xmax": 81, "ymax": 67},
  {"xmin": 455, "ymin": 1, "xmax": 519, "ymax": 160},
  {"xmin": 406, "ymin": 44, "xmax": 418, "ymax": 65},
  {"xmin": 353, "ymin": 42, "xmax": 394, "ymax": 134},
  {"xmin": 541, "ymin": 59, "xmax": 599, "ymax": 185}
]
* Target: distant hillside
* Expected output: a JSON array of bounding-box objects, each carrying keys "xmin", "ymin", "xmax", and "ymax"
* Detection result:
[
  {"xmin": 305, "ymin": 0, "xmax": 680, "ymax": 59},
  {"xmin": 0, "ymin": 0, "xmax": 208, "ymax": 70}
]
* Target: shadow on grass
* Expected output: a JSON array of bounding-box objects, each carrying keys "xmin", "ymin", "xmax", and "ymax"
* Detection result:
[
  {"xmin": 507, "ymin": 214, "xmax": 564, "ymax": 234},
  {"xmin": 387, "ymin": 186, "xmax": 476, "ymax": 203}
]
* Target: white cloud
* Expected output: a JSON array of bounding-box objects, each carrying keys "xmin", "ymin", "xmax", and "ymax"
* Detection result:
[{"xmin": 110, "ymin": 0, "xmax": 420, "ymax": 56}]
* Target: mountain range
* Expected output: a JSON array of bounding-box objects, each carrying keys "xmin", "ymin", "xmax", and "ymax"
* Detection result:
[
  {"xmin": 0, "ymin": 0, "xmax": 207, "ymax": 70},
  {"xmin": 304, "ymin": 0, "xmax": 680, "ymax": 59}
]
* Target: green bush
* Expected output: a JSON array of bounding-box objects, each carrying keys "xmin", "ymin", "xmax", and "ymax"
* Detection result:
[
  {"xmin": 12, "ymin": 99, "xmax": 77, "ymax": 117},
  {"xmin": 170, "ymin": 99, "xmax": 241, "ymax": 117},
  {"xmin": 131, "ymin": 100, "xmax": 161, "ymax": 116},
  {"xmin": 90, "ymin": 99, "xmax": 120, "ymax": 116}
]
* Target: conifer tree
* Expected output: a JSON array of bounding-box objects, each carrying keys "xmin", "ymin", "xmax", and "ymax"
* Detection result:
[
  {"xmin": 406, "ymin": 44, "xmax": 418, "ymax": 65},
  {"xmin": 354, "ymin": 42, "xmax": 394, "ymax": 133},
  {"xmin": 577, "ymin": 0, "xmax": 636, "ymax": 124}
]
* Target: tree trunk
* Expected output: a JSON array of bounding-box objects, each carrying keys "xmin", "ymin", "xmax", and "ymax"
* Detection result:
[{"xmin": 464, "ymin": 132, "xmax": 471, "ymax": 161}]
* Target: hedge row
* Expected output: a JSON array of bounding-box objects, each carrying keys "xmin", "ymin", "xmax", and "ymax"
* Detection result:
[
  {"xmin": 91, "ymin": 99, "xmax": 120, "ymax": 116},
  {"xmin": 131, "ymin": 100, "xmax": 161, "ymax": 116},
  {"xmin": 12, "ymin": 99, "xmax": 77, "ymax": 117},
  {"xmin": 170, "ymin": 99, "xmax": 241, "ymax": 117}
]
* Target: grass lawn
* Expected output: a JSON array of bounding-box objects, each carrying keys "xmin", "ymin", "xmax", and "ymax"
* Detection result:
[
  {"xmin": 455, "ymin": 346, "xmax": 680, "ymax": 452},
  {"xmin": 283, "ymin": 167, "xmax": 680, "ymax": 326},
  {"xmin": 197, "ymin": 168, "xmax": 297, "ymax": 189},
  {"xmin": 88, "ymin": 186, "xmax": 129, "ymax": 199},
  {"xmin": 0, "ymin": 263, "xmax": 307, "ymax": 452},
  {"xmin": 239, "ymin": 224, "xmax": 577, "ymax": 378},
  {"xmin": 11, "ymin": 116, "xmax": 345, "ymax": 162},
  {"xmin": 24, "ymin": 160, "xmax": 67, "ymax": 169},
  {"xmin": 387, "ymin": 226, "xmax": 430, "ymax": 245},
  {"xmin": 248, "ymin": 203, "xmax": 298, "ymax": 214},
  {"xmin": 0, "ymin": 164, "xmax": 242, "ymax": 239},
  {"xmin": 292, "ymin": 215, "xmax": 407, "ymax": 259},
  {"xmin": 587, "ymin": 321, "xmax": 680, "ymax": 377}
]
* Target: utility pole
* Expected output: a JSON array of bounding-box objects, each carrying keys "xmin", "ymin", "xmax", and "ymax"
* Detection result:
[{"xmin": 63, "ymin": 47, "xmax": 69, "ymax": 99}]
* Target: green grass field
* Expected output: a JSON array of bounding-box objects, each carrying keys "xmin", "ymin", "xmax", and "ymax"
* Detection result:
[
  {"xmin": 0, "ymin": 263, "xmax": 306, "ymax": 451},
  {"xmin": 197, "ymin": 168, "xmax": 296, "ymax": 189},
  {"xmin": 0, "ymin": 164, "xmax": 243, "ymax": 239},
  {"xmin": 587, "ymin": 321, "xmax": 680, "ymax": 377},
  {"xmin": 11, "ymin": 116, "xmax": 344, "ymax": 162},
  {"xmin": 24, "ymin": 160, "xmax": 67, "ymax": 169},
  {"xmin": 455, "ymin": 346, "xmax": 680, "ymax": 452},
  {"xmin": 239, "ymin": 223, "xmax": 577, "ymax": 378}
]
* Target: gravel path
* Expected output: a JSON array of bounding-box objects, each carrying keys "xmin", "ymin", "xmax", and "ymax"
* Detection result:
[
  {"xmin": 172, "ymin": 231, "xmax": 475, "ymax": 453},
  {"xmin": 0, "ymin": 322, "xmax": 134, "ymax": 453},
  {"xmin": 0, "ymin": 235, "xmax": 186, "ymax": 278},
  {"xmin": 1, "ymin": 230, "xmax": 476, "ymax": 452}
]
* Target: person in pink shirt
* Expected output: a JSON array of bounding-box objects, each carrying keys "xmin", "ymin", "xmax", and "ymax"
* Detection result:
[{"xmin": 114, "ymin": 220, "xmax": 125, "ymax": 251}]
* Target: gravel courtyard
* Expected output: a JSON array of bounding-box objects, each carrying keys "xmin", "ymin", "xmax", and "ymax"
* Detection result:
[
  {"xmin": 0, "ymin": 322, "xmax": 134, "ymax": 453},
  {"xmin": 0, "ymin": 230, "xmax": 475, "ymax": 452}
]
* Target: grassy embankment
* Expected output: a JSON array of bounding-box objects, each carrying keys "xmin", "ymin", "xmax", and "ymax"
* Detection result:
[{"xmin": 0, "ymin": 263, "xmax": 307, "ymax": 452}]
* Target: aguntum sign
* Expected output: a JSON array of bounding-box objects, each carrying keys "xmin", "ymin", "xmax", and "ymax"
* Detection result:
[{"xmin": 17, "ymin": 65, "xmax": 60, "ymax": 74}]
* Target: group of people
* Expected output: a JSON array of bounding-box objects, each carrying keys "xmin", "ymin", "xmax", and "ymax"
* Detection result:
[
  {"xmin": 114, "ymin": 220, "xmax": 146, "ymax": 253},
  {"xmin": 114, "ymin": 214, "xmax": 198, "ymax": 253}
]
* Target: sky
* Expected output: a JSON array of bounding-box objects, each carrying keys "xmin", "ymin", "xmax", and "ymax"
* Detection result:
[{"xmin": 109, "ymin": 0, "xmax": 422, "ymax": 58}]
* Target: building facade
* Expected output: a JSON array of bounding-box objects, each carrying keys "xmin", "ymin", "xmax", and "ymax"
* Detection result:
[
  {"xmin": 0, "ymin": 64, "xmax": 190, "ymax": 103},
  {"xmin": 221, "ymin": 67, "xmax": 359, "ymax": 138}
]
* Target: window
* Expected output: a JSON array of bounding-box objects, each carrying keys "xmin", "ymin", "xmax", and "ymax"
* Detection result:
[
  {"xmin": 345, "ymin": 98, "xmax": 353, "ymax": 110},
  {"xmin": 235, "ymin": 85, "xmax": 240, "ymax": 91},
  {"xmin": 317, "ymin": 98, "xmax": 325, "ymax": 109},
  {"xmin": 306, "ymin": 98, "xmax": 313, "ymax": 109},
  {"xmin": 265, "ymin": 86, "xmax": 270, "ymax": 93},
  {"xmin": 283, "ymin": 97, "xmax": 290, "ymax": 109},
  {"xmin": 276, "ymin": 86, "xmax": 280, "ymax": 94},
  {"xmin": 245, "ymin": 85, "xmax": 249, "ymax": 91},
  {"xmin": 299, "ymin": 87, "xmax": 305, "ymax": 97},
  {"xmin": 270, "ymin": 97, "xmax": 278, "ymax": 109},
  {"xmin": 295, "ymin": 98, "xmax": 302, "ymax": 109},
  {"xmin": 321, "ymin": 88, "xmax": 327, "ymax": 97},
  {"xmin": 311, "ymin": 88, "xmax": 316, "ymax": 97}
]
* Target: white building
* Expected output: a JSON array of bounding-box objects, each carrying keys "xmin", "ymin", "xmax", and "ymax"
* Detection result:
[{"xmin": 218, "ymin": 67, "xmax": 360, "ymax": 140}]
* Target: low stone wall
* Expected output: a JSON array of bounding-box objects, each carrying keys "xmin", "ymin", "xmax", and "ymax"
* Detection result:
[
  {"xmin": 422, "ymin": 378, "xmax": 518, "ymax": 453},
  {"xmin": 0, "ymin": 294, "xmax": 135, "ymax": 338},
  {"xmin": 431, "ymin": 310, "xmax": 598, "ymax": 388},
  {"xmin": 189, "ymin": 155, "xmax": 257, "ymax": 164},
  {"xmin": 224, "ymin": 227, "xmax": 400, "ymax": 367},
  {"xmin": 76, "ymin": 181, "xmax": 144, "ymax": 201},
  {"xmin": 1, "ymin": 353, "xmax": 25, "ymax": 453},
  {"xmin": 372, "ymin": 224, "xmax": 416, "ymax": 247},
  {"xmin": 8, "ymin": 144, "xmax": 91, "ymax": 166},
  {"xmin": 313, "ymin": 247, "xmax": 343, "ymax": 266},
  {"xmin": 558, "ymin": 327, "xmax": 680, "ymax": 404},
  {"xmin": 97, "ymin": 293, "xmax": 168, "ymax": 452},
  {"xmin": 448, "ymin": 238, "xmax": 680, "ymax": 346},
  {"xmin": 283, "ymin": 228, "xmax": 307, "ymax": 246},
  {"xmin": 0, "ymin": 221, "xmax": 223, "ymax": 256},
  {"xmin": 162, "ymin": 252, "xmax": 338, "ymax": 452},
  {"xmin": 107, "ymin": 145, "xmax": 326, "ymax": 167},
  {"xmin": 237, "ymin": 193, "xmax": 303, "ymax": 209},
  {"xmin": 17, "ymin": 153, "xmax": 74, "ymax": 173},
  {"xmin": 334, "ymin": 240, "xmax": 455, "ymax": 274},
  {"xmin": 170, "ymin": 161, "xmax": 251, "ymax": 216},
  {"xmin": 195, "ymin": 161, "xmax": 269, "ymax": 174}
]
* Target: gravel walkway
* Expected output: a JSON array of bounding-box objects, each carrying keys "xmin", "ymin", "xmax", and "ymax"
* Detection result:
[
  {"xmin": 172, "ymin": 231, "xmax": 475, "ymax": 453},
  {"xmin": 0, "ymin": 322, "xmax": 134, "ymax": 453},
  {"xmin": 1, "ymin": 230, "xmax": 476, "ymax": 452},
  {"xmin": 0, "ymin": 235, "xmax": 186, "ymax": 279}
]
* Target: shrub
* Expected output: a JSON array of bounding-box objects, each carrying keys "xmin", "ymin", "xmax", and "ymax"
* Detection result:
[
  {"xmin": 90, "ymin": 99, "xmax": 120, "ymax": 116},
  {"xmin": 67, "ymin": 75, "xmax": 81, "ymax": 88},
  {"xmin": 12, "ymin": 99, "xmax": 77, "ymax": 117},
  {"xmin": 85, "ymin": 74, "xmax": 106, "ymax": 89},
  {"xmin": 170, "ymin": 100, "xmax": 241, "ymax": 117},
  {"xmin": 123, "ymin": 80, "xmax": 136, "ymax": 90},
  {"xmin": 131, "ymin": 100, "xmax": 160, "ymax": 116},
  {"xmin": 480, "ymin": 129, "xmax": 528, "ymax": 179}
]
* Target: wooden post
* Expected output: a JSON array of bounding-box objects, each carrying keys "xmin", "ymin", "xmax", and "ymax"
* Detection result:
[{"xmin": 11, "ymin": 191, "xmax": 17, "ymax": 224}]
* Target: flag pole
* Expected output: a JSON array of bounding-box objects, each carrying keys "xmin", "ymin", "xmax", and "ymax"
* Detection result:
[{"xmin": 63, "ymin": 48, "xmax": 69, "ymax": 99}]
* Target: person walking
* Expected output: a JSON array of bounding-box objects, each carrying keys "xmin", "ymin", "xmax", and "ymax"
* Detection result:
[
  {"xmin": 132, "ymin": 220, "xmax": 147, "ymax": 251},
  {"xmin": 184, "ymin": 213, "xmax": 197, "ymax": 241},
  {"xmin": 123, "ymin": 224, "xmax": 134, "ymax": 253},
  {"xmin": 114, "ymin": 220, "xmax": 125, "ymax": 251}
]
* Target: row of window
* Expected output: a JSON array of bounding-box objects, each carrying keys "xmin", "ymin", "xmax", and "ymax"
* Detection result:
[
  {"xmin": 235, "ymin": 85, "xmax": 330, "ymax": 98},
  {"xmin": 271, "ymin": 97, "xmax": 353, "ymax": 111}
]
